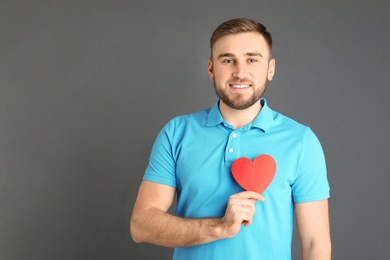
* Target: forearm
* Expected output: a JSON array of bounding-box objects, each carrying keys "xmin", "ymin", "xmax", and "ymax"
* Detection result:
[
  {"xmin": 130, "ymin": 207, "xmax": 225, "ymax": 247},
  {"xmin": 130, "ymin": 182, "xmax": 261, "ymax": 248},
  {"xmin": 301, "ymin": 239, "xmax": 331, "ymax": 260}
]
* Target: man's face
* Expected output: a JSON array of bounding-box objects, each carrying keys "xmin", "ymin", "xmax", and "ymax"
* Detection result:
[{"xmin": 208, "ymin": 32, "xmax": 275, "ymax": 110}]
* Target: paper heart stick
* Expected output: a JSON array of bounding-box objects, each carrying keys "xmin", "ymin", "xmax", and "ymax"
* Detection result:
[{"xmin": 231, "ymin": 154, "xmax": 276, "ymax": 194}]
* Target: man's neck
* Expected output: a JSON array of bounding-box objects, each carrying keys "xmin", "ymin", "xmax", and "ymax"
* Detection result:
[{"xmin": 219, "ymin": 101, "xmax": 262, "ymax": 129}]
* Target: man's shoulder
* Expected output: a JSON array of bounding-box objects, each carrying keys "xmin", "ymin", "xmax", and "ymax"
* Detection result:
[
  {"xmin": 163, "ymin": 107, "xmax": 211, "ymax": 129},
  {"xmin": 259, "ymin": 99, "xmax": 310, "ymax": 134},
  {"xmin": 272, "ymin": 109, "xmax": 309, "ymax": 132}
]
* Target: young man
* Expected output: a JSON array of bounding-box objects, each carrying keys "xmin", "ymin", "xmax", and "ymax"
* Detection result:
[{"xmin": 131, "ymin": 18, "xmax": 331, "ymax": 259}]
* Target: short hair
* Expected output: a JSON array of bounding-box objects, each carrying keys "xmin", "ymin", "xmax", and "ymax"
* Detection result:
[{"xmin": 210, "ymin": 18, "xmax": 272, "ymax": 52}]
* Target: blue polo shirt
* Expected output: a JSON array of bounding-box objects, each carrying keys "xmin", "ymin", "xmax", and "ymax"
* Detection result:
[{"xmin": 144, "ymin": 98, "xmax": 330, "ymax": 260}]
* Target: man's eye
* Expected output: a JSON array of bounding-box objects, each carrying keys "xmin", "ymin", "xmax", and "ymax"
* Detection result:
[
  {"xmin": 248, "ymin": 59, "xmax": 257, "ymax": 63},
  {"xmin": 223, "ymin": 59, "xmax": 234, "ymax": 63}
]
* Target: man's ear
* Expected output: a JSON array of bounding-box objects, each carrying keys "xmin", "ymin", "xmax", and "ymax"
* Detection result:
[
  {"xmin": 267, "ymin": 58, "xmax": 276, "ymax": 81},
  {"xmin": 208, "ymin": 60, "xmax": 214, "ymax": 81}
]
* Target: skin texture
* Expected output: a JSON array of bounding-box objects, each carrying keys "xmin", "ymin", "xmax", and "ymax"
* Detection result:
[{"xmin": 130, "ymin": 31, "xmax": 331, "ymax": 259}]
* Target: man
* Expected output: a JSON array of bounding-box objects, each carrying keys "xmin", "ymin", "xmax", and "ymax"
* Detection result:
[{"xmin": 131, "ymin": 18, "xmax": 331, "ymax": 259}]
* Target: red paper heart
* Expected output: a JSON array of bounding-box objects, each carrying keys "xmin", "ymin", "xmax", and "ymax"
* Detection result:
[{"xmin": 231, "ymin": 154, "xmax": 276, "ymax": 194}]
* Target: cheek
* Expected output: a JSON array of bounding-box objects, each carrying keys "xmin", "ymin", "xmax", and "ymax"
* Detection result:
[
  {"xmin": 214, "ymin": 68, "xmax": 231, "ymax": 81},
  {"xmin": 254, "ymin": 68, "xmax": 270, "ymax": 81}
]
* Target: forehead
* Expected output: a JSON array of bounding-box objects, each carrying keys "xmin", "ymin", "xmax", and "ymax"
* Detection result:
[{"xmin": 212, "ymin": 32, "xmax": 270, "ymax": 59}]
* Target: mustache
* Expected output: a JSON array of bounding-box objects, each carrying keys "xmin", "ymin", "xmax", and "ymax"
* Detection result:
[{"xmin": 227, "ymin": 77, "xmax": 253, "ymax": 84}]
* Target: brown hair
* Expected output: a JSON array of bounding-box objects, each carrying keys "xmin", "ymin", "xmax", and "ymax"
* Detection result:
[{"xmin": 210, "ymin": 18, "xmax": 272, "ymax": 51}]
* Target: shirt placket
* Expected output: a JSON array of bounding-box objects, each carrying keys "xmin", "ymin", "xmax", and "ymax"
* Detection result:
[{"xmin": 225, "ymin": 130, "xmax": 241, "ymax": 165}]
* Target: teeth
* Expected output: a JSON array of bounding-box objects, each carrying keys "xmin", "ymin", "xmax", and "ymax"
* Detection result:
[{"xmin": 232, "ymin": 84, "xmax": 249, "ymax": 89}]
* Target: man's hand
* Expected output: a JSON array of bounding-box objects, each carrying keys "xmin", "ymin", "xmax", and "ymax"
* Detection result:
[
  {"xmin": 220, "ymin": 191, "xmax": 265, "ymax": 238},
  {"xmin": 131, "ymin": 182, "xmax": 265, "ymax": 247}
]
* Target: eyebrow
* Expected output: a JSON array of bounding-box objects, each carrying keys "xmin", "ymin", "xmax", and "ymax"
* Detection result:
[{"xmin": 216, "ymin": 52, "xmax": 263, "ymax": 60}]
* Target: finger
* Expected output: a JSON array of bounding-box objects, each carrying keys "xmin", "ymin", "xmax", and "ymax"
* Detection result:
[
  {"xmin": 240, "ymin": 211, "xmax": 254, "ymax": 226},
  {"xmin": 231, "ymin": 202, "xmax": 257, "ymax": 219},
  {"xmin": 235, "ymin": 199, "xmax": 258, "ymax": 208},
  {"xmin": 233, "ymin": 191, "xmax": 265, "ymax": 202},
  {"xmin": 228, "ymin": 197, "xmax": 260, "ymax": 212}
]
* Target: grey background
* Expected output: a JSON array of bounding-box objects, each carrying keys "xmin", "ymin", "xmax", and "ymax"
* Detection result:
[{"xmin": 1, "ymin": 0, "xmax": 389, "ymax": 259}]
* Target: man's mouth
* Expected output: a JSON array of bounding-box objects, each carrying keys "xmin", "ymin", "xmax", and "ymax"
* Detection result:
[{"xmin": 229, "ymin": 84, "xmax": 251, "ymax": 89}]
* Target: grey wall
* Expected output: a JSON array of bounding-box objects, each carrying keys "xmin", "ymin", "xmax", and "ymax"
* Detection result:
[{"xmin": 1, "ymin": 0, "xmax": 389, "ymax": 259}]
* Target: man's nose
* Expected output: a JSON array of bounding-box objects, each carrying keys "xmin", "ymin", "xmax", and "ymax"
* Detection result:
[{"xmin": 232, "ymin": 61, "xmax": 248, "ymax": 79}]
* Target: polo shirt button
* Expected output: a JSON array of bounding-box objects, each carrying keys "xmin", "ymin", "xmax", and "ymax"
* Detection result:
[
  {"xmin": 232, "ymin": 133, "xmax": 238, "ymax": 138},
  {"xmin": 228, "ymin": 148, "xmax": 234, "ymax": 153}
]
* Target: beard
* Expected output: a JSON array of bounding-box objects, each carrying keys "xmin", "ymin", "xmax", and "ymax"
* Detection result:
[{"xmin": 213, "ymin": 79, "xmax": 268, "ymax": 110}]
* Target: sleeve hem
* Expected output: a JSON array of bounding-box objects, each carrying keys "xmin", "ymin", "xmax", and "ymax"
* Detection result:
[
  {"xmin": 293, "ymin": 191, "xmax": 330, "ymax": 203},
  {"xmin": 143, "ymin": 174, "xmax": 177, "ymax": 188}
]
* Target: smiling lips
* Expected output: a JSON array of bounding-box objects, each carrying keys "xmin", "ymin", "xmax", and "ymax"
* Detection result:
[{"xmin": 229, "ymin": 83, "xmax": 251, "ymax": 89}]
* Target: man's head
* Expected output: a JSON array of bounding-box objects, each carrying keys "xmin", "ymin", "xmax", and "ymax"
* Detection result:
[
  {"xmin": 210, "ymin": 18, "xmax": 273, "ymax": 59},
  {"xmin": 208, "ymin": 18, "xmax": 275, "ymax": 111}
]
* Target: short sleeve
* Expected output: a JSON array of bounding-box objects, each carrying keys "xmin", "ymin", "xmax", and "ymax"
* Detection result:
[
  {"xmin": 143, "ymin": 122, "xmax": 177, "ymax": 188},
  {"xmin": 292, "ymin": 128, "xmax": 330, "ymax": 203}
]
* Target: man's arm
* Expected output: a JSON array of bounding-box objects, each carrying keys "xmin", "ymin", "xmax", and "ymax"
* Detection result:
[
  {"xmin": 130, "ymin": 180, "xmax": 263, "ymax": 247},
  {"xmin": 295, "ymin": 199, "xmax": 331, "ymax": 260}
]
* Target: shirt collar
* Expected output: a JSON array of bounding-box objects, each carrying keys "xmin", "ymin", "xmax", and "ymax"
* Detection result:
[
  {"xmin": 250, "ymin": 98, "xmax": 274, "ymax": 132},
  {"xmin": 206, "ymin": 100, "xmax": 224, "ymax": 127},
  {"xmin": 206, "ymin": 98, "xmax": 274, "ymax": 132}
]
